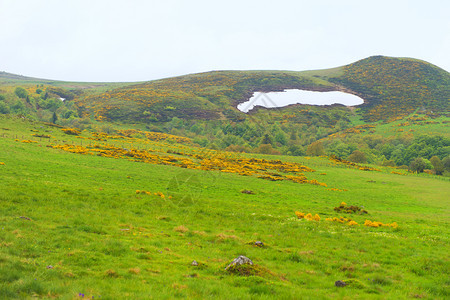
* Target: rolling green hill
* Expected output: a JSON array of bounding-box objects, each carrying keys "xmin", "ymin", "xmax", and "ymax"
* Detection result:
[
  {"xmin": 74, "ymin": 70, "xmax": 335, "ymax": 122},
  {"xmin": 71, "ymin": 56, "xmax": 449, "ymax": 123},
  {"xmin": 3, "ymin": 56, "xmax": 448, "ymax": 125},
  {"xmin": 0, "ymin": 71, "xmax": 45, "ymax": 82},
  {"xmin": 329, "ymin": 56, "xmax": 450, "ymax": 122}
]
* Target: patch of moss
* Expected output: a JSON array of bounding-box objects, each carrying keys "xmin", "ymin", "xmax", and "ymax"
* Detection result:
[
  {"xmin": 343, "ymin": 278, "xmax": 368, "ymax": 289},
  {"xmin": 224, "ymin": 262, "xmax": 276, "ymax": 279}
]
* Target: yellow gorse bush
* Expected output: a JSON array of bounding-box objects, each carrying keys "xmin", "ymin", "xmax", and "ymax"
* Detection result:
[
  {"xmin": 364, "ymin": 220, "xmax": 398, "ymax": 228},
  {"xmin": 295, "ymin": 203, "xmax": 398, "ymax": 228},
  {"xmin": 52, "ymin": 142, "xmax": 328, "ymax": 187},
  {"xmin": 62, "ymin": 128, "xmax": 81, "ymax": 136},
  {"xmin": 390, "ymin": 171, "xmax": 405, "ymax": 175},
  {"xmin": 295, "ymin": 212, "xmax": 320, "ymax": 222},
  {"xmin": 155, "ymin": 192, "xmax": 165, "ymax": 199},
  {"xmin": 325, "ymin": 216, "xmax": 356, "ymax": 225},
  {"xmin": 329, "ymin": 155, "xmax": 381, "ymax": 172},
  {"xmin": 136, "ymin": 190, "xmax": 152, "ymax": 195},
  {"xmin": 295, "ymin": 211, "xmax": 304, "ymax": 219}
]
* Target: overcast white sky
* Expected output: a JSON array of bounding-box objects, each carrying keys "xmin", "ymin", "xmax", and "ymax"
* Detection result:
[{"xmin": 1, "ymin": 0, "xmax": 449, "ymax": 82}]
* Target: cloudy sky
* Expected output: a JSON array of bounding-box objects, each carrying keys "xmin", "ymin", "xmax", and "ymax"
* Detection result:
[{"xmin": 1, "ymin": 0, "xmax": 449, "ymax": 82}]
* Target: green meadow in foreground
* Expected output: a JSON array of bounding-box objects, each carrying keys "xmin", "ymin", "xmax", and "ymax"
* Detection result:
[{"xmin": 0, "ymin": 116, "xmax": 449, "ymax": 299}]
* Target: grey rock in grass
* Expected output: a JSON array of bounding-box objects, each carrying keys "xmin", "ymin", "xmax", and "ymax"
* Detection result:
[
  {"xmin": 335, "ymin": 280, "xmax": 347, "ymax": 287},
  {"xmin": 225, "ymin": 255, "xmax": 253, "ymax": 270},
  {"xmin": 241, "ymin": 190, "xmax": 255, "ymax": 194},
  {"xmin": 254, "ymin": 241, "xmax": 264, "ymax": 247}
]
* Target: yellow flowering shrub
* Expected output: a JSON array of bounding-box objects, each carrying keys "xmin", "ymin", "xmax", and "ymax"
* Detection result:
[
  {"xmin": 52, "ymin": 142, "xmax": 328, "ymax": 187},
  {"xmin": 295, "ymin": 212, "xmax": 320, "ymax": 222},
  {"xmin": 295, "ymin": 211, "xmax": 305, "ymax": 219},
  {"xmin": 155, "ymin": 192, "xmax": 165, "ymax": 199},
  {"xmin": 364, "ymin": 220, "xmax": 398, "ymax": 228},
  {"xmin": 62, "ymin": 128, "xmax": 81, "ymax": 135},
  {"xmin": 136, "ymin": 190, "xmax": 152, "ymax": 195},
  {"xmin": 390, "ymin": 171, "xmax": 405, "ymax": 175},
  {"xmin": 329, "ymin": 155, "xmax": 381, "ymax": 172},
  {"xmin": 326, "ymin": 216, "xmax": 353, "ymax": 224}
]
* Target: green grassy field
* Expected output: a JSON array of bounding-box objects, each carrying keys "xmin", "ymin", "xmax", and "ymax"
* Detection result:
[{"xmin": 0, "ymin": 115, "xmax": 449, "ymax": 299}]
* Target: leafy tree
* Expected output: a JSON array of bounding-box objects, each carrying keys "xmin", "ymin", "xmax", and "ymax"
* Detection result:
[
  {"xmin": 443, "ymin": 156, "xmax": 450, "ymax": 172},
  {"xmin": 0, "ymin": 94, "xmax": 5, "ymax": 101},
  {"xmin": 63, "ymin": 110, "xmax": 78, "ymax": 119},
  {"xmin": 430, "ymin": 156, "xmax": 444, "ymax": 175},
  {"xmin": 242, "ymin": 123, "xmax": 262, "ymax": 141},
  {"xmin": 363, "ymin": 135, "xmax": 383, "ymax": 149},
  {"xmin": 261, "ymin": 134, "xmax": 273, "ymax": 145},
  {"xmin": 390, "ymin": 145, "xmax": 406, "ymax": 166},
  {"xmin": 0, "ymin": 102, "xmax": 10, "ymax": 114},
  {"xmin": 306, "ymin": 141, "xmax": 325, "ymax": 156},
  {"xmin": 381, "ymin": 159, "xmax": 396, "ymax": 167},
  {"xmin": 348, "ymin": 150, "xmax": 367, "ymax": 163},
  {"xmin": 14, "ymin": 87, "xmax": 28, "ymax": 99},
  {"xmin": 169, "ymin": 117, "xmax": 183, "ymax": 129},
  {"xmin": 189, "ymin": 123, "xmax": 202, "ymax": 134},
  {"xmin": 289, "ymin": 130, "xmax": 297, "ymax": 140},
  {"xmin": 409, "ymin": 157, "xmax": 427, "ymax": 173},
  {"xmin": 52, "ymin": 112, "xmax": 58, "ymax": 124},
  {"xmin": 11, "ymin": 100, "xmax": 25, "ymax": 113},
  {"xmin": 274, "ymin": 131, "xmax": 287, "ymax": 145},
  {"xmin": 378, "ymin": 143, "xmax": 394, "ymax": 160},
  {"xmin": 327, "ymin": 141, "xmax": 355, "ymax": 158},
  {"xmin": 38, "ymin": 98, "xmax": 62, "ymax": 112},
  {"xmin": 256, "ymin": 144, "xmax": 280, "ymax": 155},
  {"xmin": 286, "ymin": 145, "xmax": 305, "ymax": 156},
  {"xmin": 221, "ymin": 135, "xmax": 245, "ymax": 148}
]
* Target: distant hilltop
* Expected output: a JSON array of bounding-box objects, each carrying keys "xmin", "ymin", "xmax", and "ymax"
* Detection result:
[
  {"xmin": 1, "ymin": 55, "xmax": 449, "ymax": 123},
  {"xmin": 0, "ymin": 71, "xmax": 49, "ymax": 82},
  {"xmin": 73, "ymin": 55, "xmax": 450, "ymax": 123}
]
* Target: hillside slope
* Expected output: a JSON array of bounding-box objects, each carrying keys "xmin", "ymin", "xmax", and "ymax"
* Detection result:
[
  {"xmin": 329, "ymin": 56, "xmax": 450, "ymax": 122},
  {"xmin": 0, "ymin": 115, "xmax": 449, "ymax": 298},
  {"xmin": 0, "ymin": 71, "xmax": 49, "ymax": 83},
  {"xmin": 74, "ymin": 70, "xmax": 336, "ymax": 122},
  {"xmin": 72, "ymin": 56, "xmax": 449, "ymax": 123}
]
